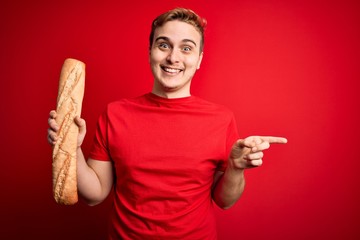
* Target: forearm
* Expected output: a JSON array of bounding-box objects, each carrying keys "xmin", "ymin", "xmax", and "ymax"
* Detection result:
[
  {"xmin": 76, "ymin": 148, "xmax": 108, "ymax": 206},
  {"xmin": 212, "ymin": 166, "xmax": 245, "ymax": 209}
]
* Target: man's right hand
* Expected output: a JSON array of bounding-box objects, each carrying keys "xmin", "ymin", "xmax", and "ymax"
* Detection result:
[{"xmin": 47, "ymin": 110, "xmax": 87, "ymax": 147}]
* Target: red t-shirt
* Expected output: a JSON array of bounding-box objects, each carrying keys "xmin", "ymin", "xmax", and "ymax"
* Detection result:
[{"xmin": 89, "ymin": 93, "xmax": 239, "ymax": 239}]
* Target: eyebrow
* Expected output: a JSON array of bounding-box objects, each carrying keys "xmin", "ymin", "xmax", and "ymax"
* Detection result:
[{"xmin": 155, "ymin": 36, "xmax": 197, "ymax": 46}]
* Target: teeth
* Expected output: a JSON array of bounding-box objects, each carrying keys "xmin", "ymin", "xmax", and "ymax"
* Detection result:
[{"xmin": 163, "ymin": 67, "xmax": 181, "ymax": 73}]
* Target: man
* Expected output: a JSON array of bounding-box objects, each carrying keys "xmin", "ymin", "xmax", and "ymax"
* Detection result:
[{"xmin": 48, "ymin": 8, "xmax": 287, "ymax": 239}]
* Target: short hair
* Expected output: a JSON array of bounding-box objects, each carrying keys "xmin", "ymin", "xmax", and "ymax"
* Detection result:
[{"xmin": 149, "ymin": 8, "xmax": 207, "ymax": 52}]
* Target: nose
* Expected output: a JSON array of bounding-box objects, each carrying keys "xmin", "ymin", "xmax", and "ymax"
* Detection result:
[{"xmin": 166, "ymin": 49, "xmax": 180, "ymax": 64}]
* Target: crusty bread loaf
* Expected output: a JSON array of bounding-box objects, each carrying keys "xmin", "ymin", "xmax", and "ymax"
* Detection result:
[{"xmin": 52, "ymin": 58, "xmax": 85, "ymax": 205}]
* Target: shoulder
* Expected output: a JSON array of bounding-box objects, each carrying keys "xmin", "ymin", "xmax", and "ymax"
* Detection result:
[
  {"xmin": 192, "ymin": 96, "xmax": 234, "ymax": 116},
  {"xmin": 106, "ymin": 94, "xmax": 146, "ymax": 110}
]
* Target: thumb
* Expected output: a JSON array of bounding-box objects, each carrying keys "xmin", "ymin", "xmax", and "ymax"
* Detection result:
[
  {"xmin": 74, "ymin": 116, "xmax": 86, "ymax": 147},
  {"xmin": 74, "ymin": 116, "xmax": 86, "ymax": 134},
  {"xmin": 236, "ymin": 138, "xmax": 256, "ymax": 149}
]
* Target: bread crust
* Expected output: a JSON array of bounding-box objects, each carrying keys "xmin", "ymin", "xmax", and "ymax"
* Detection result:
[{"xmin": 52, "ymin": 58, "xmax": 85, "ymax": 205}]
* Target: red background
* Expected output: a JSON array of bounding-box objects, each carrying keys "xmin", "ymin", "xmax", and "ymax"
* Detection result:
[{"xmin": 1, "ymin": 0, "xmax": 359, "ymax": 239}]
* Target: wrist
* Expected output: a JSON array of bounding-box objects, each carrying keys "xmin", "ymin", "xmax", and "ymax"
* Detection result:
[
  {"xmin": 227, "ymin": 158, "xmax": 245, "ymax": 172},
  {"xmin": 225, "ymin": 163, "xmax": 245, "ymax": 178}
]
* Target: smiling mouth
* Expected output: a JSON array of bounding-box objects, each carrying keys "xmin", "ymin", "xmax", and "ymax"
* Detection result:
[{"xmin": 161, "ymin": 66, "xmax": 183, "ymax": 74}]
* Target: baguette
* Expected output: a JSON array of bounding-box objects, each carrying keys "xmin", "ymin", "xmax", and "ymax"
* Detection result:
[{"xmin": 52, "ymin": 58, "xmax": 85, "ymax": 205}]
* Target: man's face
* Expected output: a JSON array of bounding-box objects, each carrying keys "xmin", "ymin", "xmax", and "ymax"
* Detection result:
[{"xmin": 149, "ymin": 20, "xmax": 203, "ymax": 97}]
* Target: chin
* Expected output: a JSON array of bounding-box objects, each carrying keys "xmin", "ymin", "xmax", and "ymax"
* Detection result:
[{"xmin": 160, "ymin": 78, "xmax": 182, "ymax": 87}]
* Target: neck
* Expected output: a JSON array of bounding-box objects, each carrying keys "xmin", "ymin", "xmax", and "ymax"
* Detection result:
[
  {"xmin": 151, "ymin": 90, "xmax": 191, "ymax": 99},
  {"xmin": 151, "ymin": 85, "xmax": 191, "ymax": 99}
]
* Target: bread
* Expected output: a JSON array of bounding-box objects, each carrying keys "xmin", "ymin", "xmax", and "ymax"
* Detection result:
[{"xmin": 52, "ymin": 58, "xmax": 85, "ymax": 205}]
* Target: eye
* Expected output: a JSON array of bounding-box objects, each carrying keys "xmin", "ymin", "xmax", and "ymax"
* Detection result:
[
  {"xmin": 158, "ymin": 42, "xmax": 170, "ymax": 49},
  {"xmin": 182, "ymin": 46, "xmax": 192, "ymax": 52}
]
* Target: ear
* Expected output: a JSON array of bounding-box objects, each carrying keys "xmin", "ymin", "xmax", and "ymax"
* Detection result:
[{"xmin": 197, "ymin": 52, "xmax": 204, "ymax": 70}]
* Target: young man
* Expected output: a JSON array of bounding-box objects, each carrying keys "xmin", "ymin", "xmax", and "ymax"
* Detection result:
[{"xmin": 48, "ymin": 8, "xmax": 287, "ymax": 239}]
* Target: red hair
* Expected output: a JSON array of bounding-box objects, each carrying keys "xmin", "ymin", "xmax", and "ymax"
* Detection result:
[{"xmin": 149, "ymin": 8, "xmax": 207, "ymax": 52}]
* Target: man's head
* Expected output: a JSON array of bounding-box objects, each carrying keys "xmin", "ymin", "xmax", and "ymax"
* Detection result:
[
  {"xmin": 149, "ymin": 8, "xmax": 207, "ymax": 53},
  {"xmin": 149, "ymin": 8, "xmax": 206, "ymax": 98}
]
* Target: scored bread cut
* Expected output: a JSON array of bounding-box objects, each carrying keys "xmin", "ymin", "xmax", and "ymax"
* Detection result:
[{"xmin": 52, "ymin": 58, "xmax": 85, "ymax": 205}]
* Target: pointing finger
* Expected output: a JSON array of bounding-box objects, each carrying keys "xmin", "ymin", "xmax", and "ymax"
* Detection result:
[
  {"xmin": 261, "ymin": 136, "xmax": 288, "ymax": 144},
  {"xmin": 252, "ymin": 141, "xmax": 270, "ymax": 152}
]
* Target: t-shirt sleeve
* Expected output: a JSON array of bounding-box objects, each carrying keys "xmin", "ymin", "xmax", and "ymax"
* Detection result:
[
  {"xmin": 89, "ymin": 108, "xmax": 111, "ymax": 161},
  {"xmin": 217, "ymin": 113, "xmax": 239, "ymax": 172}
]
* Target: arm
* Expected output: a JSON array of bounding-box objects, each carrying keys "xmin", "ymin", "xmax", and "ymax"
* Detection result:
[
  {"xmin": 48, "ymin": 111, "xmax": 113, "ymax": 206},
  {"xmin": 76, "ymin": 151, "xmax": 113, "ymax": 206},
  {"xmin": 212, "ymin": 136, "xmax": 287, "ymax": 209}
]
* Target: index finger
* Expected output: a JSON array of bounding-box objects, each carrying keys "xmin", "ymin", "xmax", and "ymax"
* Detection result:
[
  {"xmin": 261, "ymin": 136, "xmax": 288, "ymax": 144},
  {"xmin": 49, "ymin": 110, "xmax": 57, "ymax": 119}
]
